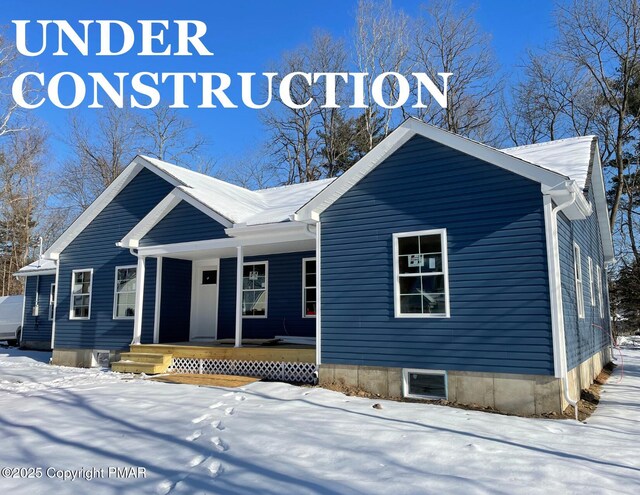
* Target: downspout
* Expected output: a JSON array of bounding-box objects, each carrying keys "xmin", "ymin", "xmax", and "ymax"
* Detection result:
[{"xmin": 548, "ymin": 191, "xmax": 580, "ymax": 421}]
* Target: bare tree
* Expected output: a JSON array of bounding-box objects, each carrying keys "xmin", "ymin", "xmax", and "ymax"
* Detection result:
[
  {"xmin": 0, "ymin": 128, "xmax": 48, "ymax": 295},
  {"xmin": 411, "ymin": 0, "xmax": 502, "ymax": 142},
  {"xmin": 0, "ymin": 31, "xmax": 29, "ymax": 138},
  {"xmin": 354, "ymin": 0, "xmax": 412, "ymax": 149},
  {"xmin": 264, "ymin": 32, "xmax": 350, "ymax": 183},
  {"xmin": 135, "ymin": 105, "xmax": 213, "ymax": 173},
  {"xmin": 555, "ymin": 0, "xmax": 640, "ymax": 231}
]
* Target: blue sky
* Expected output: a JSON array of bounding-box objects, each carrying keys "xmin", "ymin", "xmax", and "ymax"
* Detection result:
[{"xmin": 3, "ymin": 0, "xmax": 557, "ymax": 165}]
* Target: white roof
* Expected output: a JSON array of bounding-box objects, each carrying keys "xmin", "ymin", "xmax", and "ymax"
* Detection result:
[
  {"xmin": 141, "ymin": 156, "xmax": 335, "ymax": 226},
  {"xmin": 15, "ymin": 259, "xmax": 56, "ymax": 276},
  {"xmin": 502, "ymin": 136, "xmax": 596, "ymax": 191}
]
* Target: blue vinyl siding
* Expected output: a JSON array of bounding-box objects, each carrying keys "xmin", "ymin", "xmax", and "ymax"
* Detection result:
[
  {"xmin": 558, "ymin": 182, "xmax": 610, "ymax": 370},
  {"xmin": 320, "ymin": 135, "xmax": 553, "ymax": 375},
  {"xmin": 54, "ymin": 168, "xmax": 174, "ymax": 349},
  {"xmin": 159, "ymin": 258, "xmax": 192, "ymax": 343},
  {"xmin": 22, "ymin": 274, "xmax": 55, "ymax": 346},
  {"xmin": 217, "ymin": 251, "xmax": 315, "ymax": 340},
  {"xmin": 140, "ymin": 200, "xmax": 228, "ymax": 246}
]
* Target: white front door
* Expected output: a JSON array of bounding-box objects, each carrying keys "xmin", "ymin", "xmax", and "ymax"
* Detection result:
[{"xmin": 189, "ymin": 260, "xmax": 219, "ymax": 341}]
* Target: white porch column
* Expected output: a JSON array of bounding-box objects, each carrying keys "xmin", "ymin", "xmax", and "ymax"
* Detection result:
[
  {"xmin": 235, "ymin": 245, "xmax": 244, "ymax": 347},
  {"xmin": 132, "ymin": 255, "xmax": 146, "ymax": 345},
  {"xmin": 153, "ymin": 256, "xmax": 163, "ymax": 344}
]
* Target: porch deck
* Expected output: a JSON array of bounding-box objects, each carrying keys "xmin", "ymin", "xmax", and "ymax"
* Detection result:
[{"xmin": 130, "ymin": 341, "xmax": 316, "ymax": 363}]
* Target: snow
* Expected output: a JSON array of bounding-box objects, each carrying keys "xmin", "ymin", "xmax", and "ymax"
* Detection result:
[
  {"xmin": 503, "ymin": 136, "xmax": 596, "ymax": 191},
  {"xmin": 15, "ymin": 258, "xmax": 56, "ymax": 276},
  {"xmin": 141, "ymin": 156, "xmax": 335, "ymax": 226},
  {"xmin": 1, "ymin": 346, "xmax": 639, "ymax": 494}
]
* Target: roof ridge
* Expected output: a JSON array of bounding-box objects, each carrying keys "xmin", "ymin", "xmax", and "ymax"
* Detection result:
[
  {"xmin": 502, "ymin": 135, "xmax": 597, "ymax": 152},
  {"xmin": 257, "ymin": 177, "xmax": 336, "ymax": 194}
]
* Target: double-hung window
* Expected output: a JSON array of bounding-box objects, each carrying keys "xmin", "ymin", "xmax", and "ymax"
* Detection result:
[
  {"xmin": 573, "ymin": 244, "xmax": 585, "ymax": 319},
  {"xmin": 70, "ymin": 269, "xmax": 93, "ymax": 319},
  {"xmin": 596, "ymin": 265, "xmax": 604, "ymax": 318},
  {"xmin": 302, "ymin": 258, "xmax": 316, "ymax": 318},
  {"xmin": 588, "ymin": 257, "xmax": 595, "ymax": 306},
  {"xmin": 243, "ymin": 262, "xmax": 268, "ymax": 317},
  {"xmin": 114, "ymin": 266, "xmax": 137, "ymax": 319},
  {"xmin": 48, "ymin": 283, "xmax": 56, "ymax": 321},
  {"xmin": 393, "ymin": 229, "xmax": 450, "ymax": 317}
]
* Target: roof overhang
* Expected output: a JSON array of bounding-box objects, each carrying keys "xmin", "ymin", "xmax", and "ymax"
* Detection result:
[
  {"xmin": 295, "ymin": 118, "xmax": 569, "ymax": 222},
  {"xmin": 14, "ymin": 268, "xmax": 57, "ymax": 277},
  {"xmin": 541, "ymin": 180, "xmax": 593, "ymax": 220}
]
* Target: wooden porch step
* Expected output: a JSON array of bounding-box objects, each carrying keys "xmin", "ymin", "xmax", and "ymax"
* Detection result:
[
  {"xmin": 119, "ymin": 352, "xmax": 172, "ymax": 365},
  {"xmin": 111, "ymin": 351, "xmax": 173, "ymax": 374}
]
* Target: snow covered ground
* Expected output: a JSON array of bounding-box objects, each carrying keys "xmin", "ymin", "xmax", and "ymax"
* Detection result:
[{"xmin": 0, "ymin": 346, "xmax": 639, "ymax": 495}]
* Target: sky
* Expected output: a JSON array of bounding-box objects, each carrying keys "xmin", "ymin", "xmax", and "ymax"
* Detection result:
[{"xmin": 2, "ymin": 0, "xmax": 558, "ymax": 168}]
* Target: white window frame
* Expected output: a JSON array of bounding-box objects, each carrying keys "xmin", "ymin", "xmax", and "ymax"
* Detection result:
[
  {"xmin": 113, "ymin": 265, "xmax": 137, "ymax": 320},
  {"xmin": 596, "ymin": 265, "xmax": 604, "ymax": 318},
  {"xmin": 393, "ymin": 228, "xmax": 450, "ymax": 318},
  {"xmin": 69, "ymin": 269, "xmax": 93, "ymax": 320},
  {"xmin": 242, "ymin": 261, "xmax": 268, "ymax": 319},
  {"xmin": 402, "ymin": 369, "xmax": 448, "ymax": 400},
  {"xmin": 302, "ymin": 257, "xmax": 316, "ymax": 319},
  {"xmin": 48, "ymin": 283, "xmax": 55, "ymax": 321},
  {"xmin": 573, "ymin": 243, "xmax": 585, "ymax": 319},
  {"xmin": 588, "ymin": 257, "xmax": 595, "ymax": 307}
]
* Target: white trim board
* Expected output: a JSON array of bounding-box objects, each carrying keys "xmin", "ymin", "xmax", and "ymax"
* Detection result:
[{"xmin": 295, "ymin": 118, "xmax": 569, "ymax": 222}]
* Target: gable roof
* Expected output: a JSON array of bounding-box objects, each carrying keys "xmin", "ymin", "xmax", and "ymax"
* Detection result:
[{"xmin": 44, "ymin": 154, "xmax": 335, "ymax": 258}]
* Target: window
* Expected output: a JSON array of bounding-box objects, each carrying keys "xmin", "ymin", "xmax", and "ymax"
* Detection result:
[
  {"xmin": 573, "ymin": 244, "xmax": 584, "ymax": 319},
  {"xmin": 393, "ymin": 229, "xmax": 449, "ymax": 317},
  {"xmin": 70, "ymin": 269, "xmax": 92, "ymax": 319},
  {"xmin": 48, "ymin": 283, "xmax": 56, "ymax": 321},
  {"xmin": 242, "ymin": 262, "xmax": 267, "ymax": 317},
  {"xmin": 596, "ymin": 265, "xmax": 604, "ymax": 318},
  {"xmin": 588, "ymin": 257, "xmax": 595, "ymax": 306},
  {"xmin": 113, "ymin": 266, "xmax": 137, "ymax": 319},
  {"xmin": 403, "ymin": 369, "xmax": 447, "ymax": 399},
  {"xmin": 302, "ymin": 258, "xmax": 316, "ymax": 318}
]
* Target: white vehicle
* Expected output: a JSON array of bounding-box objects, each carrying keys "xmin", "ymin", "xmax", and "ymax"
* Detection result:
[{"xmin": 0, "ymin": 295, "xmax": 24, "ymax": 346}]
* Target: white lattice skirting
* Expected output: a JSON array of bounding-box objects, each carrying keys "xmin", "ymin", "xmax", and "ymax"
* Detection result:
[{"xmin": 170, "ymin": 358, "xmax": 318, "ymax": 384}]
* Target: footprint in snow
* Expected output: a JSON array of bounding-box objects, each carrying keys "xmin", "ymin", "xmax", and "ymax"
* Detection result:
[
  {"xmin": 224, "ymin": 407, "xmax": 235, "ymax": 416},
  {"xmin": 209, "ymin": 402, "xmax": 225, "ymax": 409},
  {"xmin": 186, "ymin": 430, "xmax": 202, "ymax": 442},
  {"xmin": 208, "ymin": 461, "xmax": 223, "ymax": 478},
  {"xmin": 210, "ymin": 436, "xmax": 229, "ymax": 451},
  {"xmin": 192, "ymin": 414, "xmax": 210, "ymax": 424},
  {"xmin": 156, "ymin": 480, "xmax": 174, "ymax": 495},
  {"xmin": 211, "ymin": 420, "xmax": 224, "ymax": 430},
  {"xmin": 188, "ymin": 454, "xmax": 206, "ymax": 467},
  {"xmin": 235, "ymin": 395, "xmax": 246, "ymax": 401}
]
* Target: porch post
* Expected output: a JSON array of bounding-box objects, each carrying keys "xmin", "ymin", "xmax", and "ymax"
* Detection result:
[
  {"xmin": 235, "ymin": 245, "xmax": 244, "ymax": 347},
  {"xmin": 132, "ymin": 255, "xmax": 146, "ymax": 345}
]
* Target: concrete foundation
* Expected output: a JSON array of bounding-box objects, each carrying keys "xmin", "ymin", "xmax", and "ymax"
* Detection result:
[
  {"xmin": 320, "ymin": 348, "xmax": 611, "ymax": 416},
  {"xmin": 52, "ymin": 348, "xmax": 121, "ymax": 368}
]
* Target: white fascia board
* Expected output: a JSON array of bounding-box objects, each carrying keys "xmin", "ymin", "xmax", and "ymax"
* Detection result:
[
  {"xmin": 120, "ymin": 193, "xmax": 182, "ymax": 248},
  {"xmin": 541, "ymin": 181, "xmax": 592, "ymax": 221},
  {"xmin": 226, "ymin": 222, "xmax": 311, "ymax": 239},
  {"xmin": 14, "ymin": 269, "xmax": 57, "ymax": 277},
  {"xmin": 295, "ymin": 118, "xmax": 568, "ymax": 221}
]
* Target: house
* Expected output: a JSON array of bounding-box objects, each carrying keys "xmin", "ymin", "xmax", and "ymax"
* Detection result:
[{"xmin": 16, "ymin": 118, "xmax": 613, "ymax": 416}]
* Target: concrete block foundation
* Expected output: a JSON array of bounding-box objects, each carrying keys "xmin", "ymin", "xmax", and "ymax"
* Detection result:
[
  {"xmin": 52, "ymin": 348, "xmax": 120, "ymax": 368},
  {"xmin": 320, "ymin": 348, "xmax": 611, "ymax": 416}
]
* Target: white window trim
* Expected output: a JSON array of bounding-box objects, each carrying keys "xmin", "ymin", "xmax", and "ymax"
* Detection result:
[
  {"xmin": 242, "ymin": 261, "xmax": 268, "ymax": 319},
  {"xmin": 392, "ymin": 228, "xmax": 450, "ymax": 318},
  {"xmin": 48, "ymin": 283, "xmax": 55, "ymax": 321},
  {"xmin": 69, "ymin": 268, "xmax": 93, "ymax": 320},
  {"xmin": 596, "ymin": 265, "xmax": 604, "ymax": 318},
  {"xmin": 113, "ymin": 265, "xmax": 137, "ymax": 320},
  {"xmin": 588, "ymin": 257, "xmax": 595, "ymax": 307},
  {"xmin": 573, "ymin": 243, "xmax": 585, "ymax": 319},
  {"xmin": 402, "ymin": 369, "xmax": 448, "ymax": 400},
  {"xmin": 302, "ymin": 257, "xmax": 316, "ymax": 319}
]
